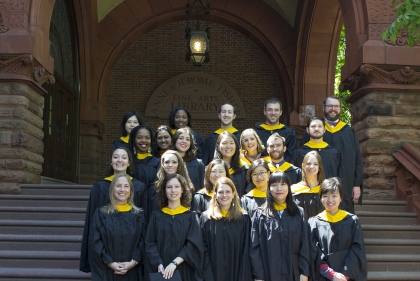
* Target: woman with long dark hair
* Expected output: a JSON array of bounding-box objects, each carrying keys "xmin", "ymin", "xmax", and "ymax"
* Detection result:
[
  {"xmin": 250, "ymin": 171, "xmax": 310, "ymax": 281},
  {"xmin": 151, "ymin": 125, "xmax": 173, "ymax": 158},
  {"xmin": 111, "ymin": 112, "xmax": 142, "ymax": 152}
]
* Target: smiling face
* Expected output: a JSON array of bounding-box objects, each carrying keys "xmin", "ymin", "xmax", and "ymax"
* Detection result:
[
  {"xmin": 166, "ymin": 177, "xmax": 183, "ymax": 203},
  {"xmin": 209, "ymin": 163, "xmax": 227, "ymax": 185},
  {"xmin": 302, "ymin": 155, "xmax": 319, "ymax": 178},
  {"xmin": 135, "ymin": 128, "xmax": 151, "ymax": 153},
  {"xmin": 218, "ymin": 104, "xmax": 236, "ymax": 126},
  {"xmin": 323, "ymin": 98, "xmax": 341, "ymax": 122},
  {"xmin": 125, "ymin": 115, "xmax": 139, "ymax": 134},
  {"xmin": 175, "ymin": 132, "xmax": 191, "ymax": 156},
  {"xmin": 307, "ymin": 119, "xmax": 325, "ymax": 140},
  {"xmin": 157, "ymin": 130, "xmax": 171, "ymax": 150},
  {"xmin": 174, "ymin": 110, "xmax": 188, "ymax": 129},
  {"xmin": 266, "ymin": 137, "xmax": 286, "ymax": 161},
  {"xmin": 251, "ymin": 166, "xmax": 270, "ymax": 189},
  {"xmin": 219, "ymin": 135, "xmax": 236, "ymax": 159},
  {"xmin": 113, "ymin": 176, "xmax": 131, "ymax": 205},
  {"xmin": 162, "ymin": 154, "xmax": 179, "ymax": 175},
  {"xmin": 242, "ymin": 132, "xmax": 258, "ymax": 154},
  {"xmin": 111, "ymin": 149, "xmax": 129, "ymax": 174},
  {"xmin": 321, "ymin": 190, "xmax": 342, "ymax": 215},
  {"xmin": 264, "ymin": 102, "xmax": 282, "ymax": 125},
  {"xmin": 216, "ymin": 183, "xmax": 234, "ymax": 210},
  {"xmin": 270, "ymin": 181, "xmax": 288, "ymax": 204}
]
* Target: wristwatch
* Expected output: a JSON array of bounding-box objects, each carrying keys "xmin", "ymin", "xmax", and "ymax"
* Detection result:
[{"xmin": 172, "ymin": 261, "xmax": 178, "ymax": 266}]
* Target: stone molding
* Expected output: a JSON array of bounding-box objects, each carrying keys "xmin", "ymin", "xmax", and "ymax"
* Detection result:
[
  {"xmin": 80, "ymin": 120, "xmax": 104, "ymax": 139},
  {"xmin": 0, "ymin": 54, "xmax": 55, "ymax": 87},
  {"xmin": 340, "ymin": 64, "xmax": 420, "ymax": 92}
]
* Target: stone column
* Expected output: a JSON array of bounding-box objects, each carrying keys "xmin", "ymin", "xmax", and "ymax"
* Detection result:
[
  {"xmin": 343, "ymin": 64, "xmax": 420, "ymax": 200},
  {"xmin": 0, "ymin": 54, "xmax": 54, "ymax": 193},
  {"xmin": 79, "ymin": 120, "xmax": 103, "ymax": 184}
]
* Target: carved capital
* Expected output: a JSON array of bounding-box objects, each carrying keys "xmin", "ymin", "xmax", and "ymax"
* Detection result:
[
  {"xmin": 340, "ymin": 64, "xmax": 420, "ymax": 92},
  {"xmin": 0, "ymin": 10, "xmax": 9, "ymax": 33},
  {"xmin": 80, "ymin": 120, "xmax": 104, "ymax": 139},
  {"xmin": 0, "ymin": 54, "xmax": 55, "ymax": 86}
]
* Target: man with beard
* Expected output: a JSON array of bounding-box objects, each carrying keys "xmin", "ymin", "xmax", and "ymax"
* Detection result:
[
  {"xmin": 262, "ymin": 133, "xmax": 301, "ymax": 184},
  {"xmin": 292, "ymin": 116, "xmax": 342, "ymax": 184},
  {"xmin": 300, "ymin": 96, "xmax": 362, "ymax": 213},
  {"xmin": 254, "ymin": 98, "xmax": 296, "ymax": 162},
  {"xmin": 202, "ymin": 103, "xmax": 241, "ymax": 165}
]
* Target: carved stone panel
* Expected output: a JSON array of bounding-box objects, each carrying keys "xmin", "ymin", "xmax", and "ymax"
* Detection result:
[
  {"xmin": 0, "ymin": 0, "xmax": 27, "ymax": 33},
  {"xmin": 145, "ymin": 72, "xmax": 246, "ymax": 119}
]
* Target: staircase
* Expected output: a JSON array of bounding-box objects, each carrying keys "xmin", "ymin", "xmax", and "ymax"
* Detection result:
[
  {"xmin": 356, "ymin": 193, "xmax": 420, "ymax": 280},
  {"xmin": 0, "ymin": 184, "xmax": 91, "ymax": 281}
]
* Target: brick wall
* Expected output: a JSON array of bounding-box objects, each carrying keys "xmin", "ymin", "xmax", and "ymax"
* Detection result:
[{"xmin": 100, "ymin": 21, "xmax": 283, "ymax": 176}]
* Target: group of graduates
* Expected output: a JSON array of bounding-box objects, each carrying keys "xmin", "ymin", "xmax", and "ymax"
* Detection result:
[{"xmin": 80, "ymin": 96, "xmax": 367, "ymax": 281}]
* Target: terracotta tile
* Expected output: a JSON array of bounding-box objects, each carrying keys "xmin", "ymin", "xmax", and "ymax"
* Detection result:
[
  {"xmin": 98, "ymin": 16, "xmax": 125, "ymax": 46},
  {"xmin": 225, "ymin": 0, "xmax": 247, "ymax": 16},
  {"xmin": 125, "ymin": 0, "xmax": 155, "ymax": 22},
  {"xmin": 108, "ymin": 3, "xmax": 138, "ymax": 33},
  {"xmin": 148, "ymin": 0, "xmax": 172, "ymax": 15},
  {"xmin": 241, "ymin": 0, "xmax": 268, "ymax": 26}
]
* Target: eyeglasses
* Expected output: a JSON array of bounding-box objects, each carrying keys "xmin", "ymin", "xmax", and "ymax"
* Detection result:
[
  {"xmin": 325, "ymin": 105, "xmax": 340, "ymax": 109},
  {"xmin": 251, "ymin": 171, "xmax": 267, "ymax": 178}
]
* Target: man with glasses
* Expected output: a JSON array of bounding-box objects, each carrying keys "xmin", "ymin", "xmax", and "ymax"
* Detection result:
[
  {"xmin": 300, "ymin": 96, "xmax": 363, "ymax": 213},
  {"xmin": 263, "ymin": 133, "xmax": 301, "ymax": 184}
]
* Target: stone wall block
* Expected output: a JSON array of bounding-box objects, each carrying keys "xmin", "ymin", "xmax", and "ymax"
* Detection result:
[
  {"xmin": 22, "ymin": 108, "xmax": 43, "ymax": 129},
  {"xmin": 10, "ymin": 83, "xmax": 44, "ymax": 107},
  {"xmin": 366, "ymin": 155, "xmax": 396, "ymax": 166},
  {"xmin": 0, "ymin": 159, "xmax": 6, "ymax": 168},
  {"xmin": 0, "ymin": 170, "xmax": 25, "ymax": 182},
  {"xmin": 366, "ymin": 139, "xmax": 391, "ymax": 154},
  {"xmin": 5, "ymin": 159, "xmax": 25, "ymax": 169},
  {"xmin": 0, "ymin": 182, "xmax": 20, "ymax": 194},
  {"xmin": 24, "ymin": 160, "xmax": 43, "ymax": 175},
  {"xmin": 22, "ymin": 149, "xmax": 44, "ymax": 165},
  {"xmin": 383, "ymin": 93, "xmax": 418, "ymax": 104},
  {"xmin": 366, "ymin": 128, "xmax": 420, "ymax": 140},
  {"xmin": 0, "ymin": 84, "xmax": 11, "ymax": 95},
  {"xmin": 28, "ymin": 100, "xmax": 44, "ymax": 118},
  {"xmin": 366, "ymin": 104, "xmax": 393, "ymax": 116},
  {"xmin": 411, "ymin": 106, "xmax": 420, "ymax": 116},
  {"xmin": 394, "ymin": 105, "xmax": 411, "ymax": 116},
  {"xmin": 365, "ymin": 177, "xmax": 394, "ymax": 190},
  {"xmin": 376, "ymin": 116, "xmax": 420, "ymax": 129},
  {"xmin": 11, "ymin": 131, "xmax": 44, "ymax": 154},
  {"xmin": 369, "ymin": 189, "xmax": 396, "ymax": 200},
  {"xmin": 0, "ymin": 96, "xmax": 29, "ymax": 108},
  {"xmin": 22, "ymin": 171, "xmax": 40, "ymax": 183},
  {"xmin": 383, "ymin": 165, "xmax": 396, "ymax": 176},
  {"xmin": 366, "ymin": 166, "xmax": 382, "ymax": 177},
  {"xmin": 0, "ymin": 131, "xmax": 12, "ymax": 146}
]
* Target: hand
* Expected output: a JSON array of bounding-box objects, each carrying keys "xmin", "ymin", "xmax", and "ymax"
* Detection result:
[
  {"xmin": 300, "ymin": 274, "xmax": 308, "ymax": 281},
  {"xmin": 333, "ymin": 272, "xmax": 348, "ymax": 281},
  {"xmin": 158, "ymin": 264, "xmax": 165, "ymax": 273},
  {"xmin": 255, "ymin": 279, "xmax": 264, "ymax": 281},
  {"xmin": 352, "ymin": 186, "xmax": 361, "ymax": 201},
  {"xmin": 117, "ymin": 260, "xmax": 137, "ymax": 274},
  {"xmin": 108, "ymin": 262, "xmax": 125, "ymax": 275},
  {"xmin": 163, "ymin": 263, "xmax": 177, "ymax": 279}
]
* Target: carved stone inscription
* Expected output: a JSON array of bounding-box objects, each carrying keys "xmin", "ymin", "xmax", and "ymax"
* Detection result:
[{"xmin": 145, "ymin": 72, "xmax": 245, "ymax": 119}]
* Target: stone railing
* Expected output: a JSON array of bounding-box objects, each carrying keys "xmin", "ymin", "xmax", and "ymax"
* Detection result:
[{"xmin": 393, "ymin": 143, "xmax": 420, "ymax": 224}]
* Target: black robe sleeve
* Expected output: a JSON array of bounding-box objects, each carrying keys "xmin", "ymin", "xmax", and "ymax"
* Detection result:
[
  {"xmin": 250, "ymin": 210, "xmax": 265, "ymax": 280},
  {"xmin": 186, "ymin": 159, "xmax": 205, "ymax": 191},
  {"xmin": 202, "ymin": 134, "xmax": 217, "ymax": 165},
  {"xmin": 191, "ymin": 192, "xmax": 211, "ymax": 216},
  {"xmin": 230, "ymin": 167, "xmax": 248, "ymax": 197}
]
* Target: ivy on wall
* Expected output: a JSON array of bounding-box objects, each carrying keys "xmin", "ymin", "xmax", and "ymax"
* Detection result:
[{"xmin": 335, "ymin": 25, "xmax": 351, "ymax": 124}]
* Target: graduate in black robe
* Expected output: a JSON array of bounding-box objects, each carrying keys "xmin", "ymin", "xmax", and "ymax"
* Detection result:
[
  {"xmin": 308, "ymin": 177, "xmax": 367, "ymax": 281},
  {"xmin": 80, "ymin": 147, "xmax": 146, "ymax": 273},
  {"xmin": 89, "ymin": 174, "xmax": 146, "ymax": 281},
  {"xmin": 201, "ymin": 177, "xmax": 252, "ymax": 281},
  {"xmin": 145, "ymin": 174, "xmax": 209, "ymax": 281},
  {"xmin": 191, "ymin": 159, "xmax": 230, "ymax": 216},
  {"xmin": 250, "ymin": 171, "xmax": 310, "ymax": 281},
  {"xmin": 168, "ymin": 107, "xmax": 204, "ymax": 159},
  {"xmin": 240, "ymin": 159, "xmax": 270, "ymax": 218},
  {"xmin": 291, "ymin": 151, "xmax": 326, "ymax": 219},
  {"xmin": 254, "ymin": 98, "xmax": 296, "ymax": 161},
  {"xmin": 129, "ymin": 125, "xmax": 160, "ymax": 187},
  {"xmin": 110, "ymin": 112, "xmax": 142, "ymax": 153},
  {"xmin": 170, "ymin": 127, "xmax": 205, "ymax": 191}
]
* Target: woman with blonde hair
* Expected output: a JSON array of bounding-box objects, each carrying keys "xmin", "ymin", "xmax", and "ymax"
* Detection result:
[
  {"xmin": 291, "ymin": 150, "xmax": 326, "ymax": 219},
  {"xmin": 89, "ymin": 174, "xmax": 146, "ymax": 280},
  {"xmin": 201, "ymin": 177, "xmax": 252, "ymax": 281},
  {"xmin": 240, "ymin": 128, "xmax": 265, "ymax": 165}
]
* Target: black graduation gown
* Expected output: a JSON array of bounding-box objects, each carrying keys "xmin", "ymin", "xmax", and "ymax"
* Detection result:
[
  {"xmin": 240, "ymin": 194, "xmax": 266, "ymax": 219},
  {"xmin": 250, "ymin": 207, "xmax": 310, "ymax": 281},
  {"xmin": 230, "ymin": 166, "xmax": 248, "ymax": 198},
  {"xmin": 291, "ymin": 144, "xmax": 342, "ymax": 180},
  {"xmin": 200, "ymin": 211, "xmax": 253, "ymax": 281},
  {"xmin": 89, "ymin": 208, "xmax": 146, "ymax": 281},
  {"xmin": 185, "ymin": 158, "xmax": 205, "ymax": 191},
  {"xmin": 202, "ymin": 129, "xmax": 241, "ymax": 165},
  {"xmin": 145, "ymin": 210, "xmax": 208, "ymax": 281},
  {"xmin": 192, "ymin": 130, "xmax": 204, "ymax": 160},
  {"xmin": 300, "ymin": 124, "xmax": 363, "ymax": 213},
  {"xmin": 191, "ymin": 192, "xmax": 212, "ymax": 216},
  {"xmin": 80, "ymin": 178, "xmax": 146, "ymax": 272},
  {"xmin": 133, "ymin": 155, "xmax": 160, "ymax": 187},
  {"xmin": 111, "ymin": 138, "xmax": 130, "ymax": 153},
  {"xmin": 144, "ymin": 181, "xmax": 159, "ymax": 223},
  {"xmin": 265, "ymin": 158, "xmax": 302, "ymax": 184},
  {"xmin": 308, "ymin": 213, "xmax": 367, "ymax": 281},
  {"xmin": 292, "ymin": 192, "xmax": 323, "ymax": 220},
  {"xmin": 254, "ymin": 124, "xmax": 296, "ymax": 162}
]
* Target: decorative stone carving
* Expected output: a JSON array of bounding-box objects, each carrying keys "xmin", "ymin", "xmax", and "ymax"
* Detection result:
[
  {"xmin": 384, "ymin": 29, "xmax": 420, "ymax": 46},
  {"xmin": 80, "ymin": 120, "xmax": 104, "ymax": 139},
  {"xmin": 0, "ymin": 54, "xmax": 55, "ymax": 87},
  {"xmin": 0, "ymin": 0, "xmax": 26, "ymax": 31},
  {"xmin": 366, "ymin": 0, "xmax": 397, "ymax": 23},
  {"xmin": 0, "ymin": 10, "xmax": 9, "ymax": 33},
  {"xmin": 340, "ymin": 64, "xmax": 420, "ymax": 92}
]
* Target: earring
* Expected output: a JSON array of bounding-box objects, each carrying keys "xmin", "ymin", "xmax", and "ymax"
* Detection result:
[{"xmin": 148, "ymin": 147, "xmax": 152, "ymax": 153}]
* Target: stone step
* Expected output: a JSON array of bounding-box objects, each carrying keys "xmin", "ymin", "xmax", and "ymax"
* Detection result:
[
  {"xmin": 0, "ymin": 250, "xmax": 80, "ymax": 269},
  {"xmin": 367, "ymin": 254, "xmax": 420, "ymax": 271},
  {"xmin": 355, "ymin": 200, "xmax": 407, "ymax": 212},
  {"xmin": 0, "ymin": 234, "xmax": 81, "ymax": 251},
  {"xmin": 362, "ymin": 224, "xmax": 420, "ymax": 239},
  {"xmin": 357, "ymin": 211, "xmax": 418, "ymax": 225},
  {"xmin": 0, "ymin": 220, "xmax": 84, "ymax": 235},
  {"xmin": 0, "ymin": 195, "xmax": 88, "ymax": 208},
  {"xmin": 0, "ymin": 206, "xmax": 86, "ymax": 221},
  {"xmin": 20, "ymin": 184, "xmax": 92, "ymax": 196},
  {"xmin": 0, "ymin": 268, "xmax": 90, "ymax": 280},
  {"xmin": 364, "ymin": 238, "xmax": 420, "ymax": 255},
  {"xmin": 368, "ymin": 271, "xmax": 420, "ymax": 280}
]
